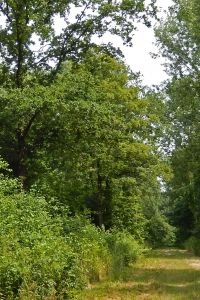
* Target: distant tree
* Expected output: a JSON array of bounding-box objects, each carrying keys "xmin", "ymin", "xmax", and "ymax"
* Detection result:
[{"xmin": 155, "ymin": 0, "xmax": 200, "ymax": 241}]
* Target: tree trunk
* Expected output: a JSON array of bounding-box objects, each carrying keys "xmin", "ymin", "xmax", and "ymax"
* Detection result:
[
  {"xmin": 97, "ymin": 160, "xmax": 104, "ymax": 228},
  {"xmin": 16, "ymin": 131, "xmax": 28, "ymax": 188}
]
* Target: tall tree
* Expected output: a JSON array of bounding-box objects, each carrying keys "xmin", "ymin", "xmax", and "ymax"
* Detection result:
[
  {"xmin": 155, "ymin": 0, "xmax": 200, "ymax": 241},
  {"xmin": 0, "ymin": 0, "xmax": 157, "ymax": 186},
  {"xmin": 29, "ymin": 53, "xmax": 165, "ymax": 232},
  {"xmin": 0, "ymin": 0, "xmax": 156, "ymax": 87},
  {"xmin": 0, "ymin": 0, "xmax": 168, "ymax": 235}
]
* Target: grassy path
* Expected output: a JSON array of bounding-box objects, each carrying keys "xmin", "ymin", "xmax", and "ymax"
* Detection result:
[{"xmin": 79, "ymin": 249, "xmax": 200, "ymax": 299}]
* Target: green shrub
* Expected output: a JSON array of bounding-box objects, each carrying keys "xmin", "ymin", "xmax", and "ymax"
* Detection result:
[
  {"xmin": 105, "ymin": 231, "xmax": 143, "ymax": 279},
  {"xmin": 112, "ymin": 194, "xmax": 146, "ymax": 243},
  {"xmin": 0, "ymin": 161, "xmax": 145, "ymax": 297},
  {"xmin": 146, "ymin": 214, "xmax": 176, "ymax": 248},
  {"xmin": 184, "ymin": 236, "xmax": 200, "ymax": 256},
  {"xmin": 62, "ymin": 215, "xmax": 110, "ymax": 283},
  {"xmin": 62, "ymin": 217, "xmax": 145, "ymax": 284},
  {"xmin": 0, "ymin": 191, "xmax": 83, "ymax": 299}
]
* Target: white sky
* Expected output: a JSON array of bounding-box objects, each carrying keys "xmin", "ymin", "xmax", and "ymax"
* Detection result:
[
  {"xmin": 0, "ymin": 0, "xmax": 173, "ymax": 86},
  {"xmin": 96, "ymin": 0, "xmax": 174, "ymax": 86},
  {"xmin": 52, "ymin": 0, "xmax": 174, "ymax": 86},
  {"xmin": 122, "ymin": 24, "xmax": 167, "ymax": 86},
  {"xmin": 123, "ymin": 0, "xmax": 174, "ymax": 86}
]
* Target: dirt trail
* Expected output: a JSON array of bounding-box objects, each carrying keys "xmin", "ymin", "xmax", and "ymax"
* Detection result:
[{"xmin": 80, "ymin": 249, "xmax": 200, "ymax": 300}]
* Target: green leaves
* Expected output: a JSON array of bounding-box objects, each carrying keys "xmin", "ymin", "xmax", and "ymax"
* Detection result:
[
  {"xmin": 27, "ymin": 53, "xmax": 166, "ymax": 233},
  {"xmin": 0, "ymin": 0, "xmax": 157, "ymax": 86},
  {"xmin": 155, "ymin": 0, "xmax": 200, "ymax": 243},
  {"xmin": 0, "ymin": 46, "xmax": 167, "ymax": 239},
  {"xmin": 0, "ymin": 174, "xmax": 87, "ymax": 298}
]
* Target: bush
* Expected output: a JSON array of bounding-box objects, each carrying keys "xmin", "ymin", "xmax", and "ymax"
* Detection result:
[
  {"xmin": 112, "ymin": 194, "xmax": 146, "ymax": 243},
  {"xmin": 0, "ymin": 182, "xmax": 113, "ymax": 298},
  {"xmin": 62, "ymin": 215, "xmax": 110, "ymax": 283},
  {"xmin": 62, "ymin": 218, "xmax": 145, "ymax": 283},
  {"xmin": 105, "ymin": 231, "xmax": 143, "ymax": 279},
  {"xmin": 184, "ymin": 236, "xmax": 200, "ymax": 256},
  {"xmin": 146, "ymin": 214, "xmax": 176, "ymax": 248},
  {"xmin": 0, "ymin": 191, "xmax": 83, "ymax": 299},
  {"xmin": 0, "ymin": 162, "xmax": 145, "ymax": 298}
]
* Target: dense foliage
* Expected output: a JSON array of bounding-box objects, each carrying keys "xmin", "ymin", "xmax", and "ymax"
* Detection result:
[
  {"xmin": 0, "ymin": 0, "xmax": 190, "ymax": 298},
  {"xmin": 0, "ymin": 52, "xmax": 167, "ymax": 233},
  {"xmin": 0, "ymin": 164, "xmax": 145, "ymax": 299},
  {"xmin": 0, "ymin": 0, "xmax": 156, "ymax": 88},
  {"xmin": 155, "ymin": 0, "xmax": 200, "ymax": 248}
]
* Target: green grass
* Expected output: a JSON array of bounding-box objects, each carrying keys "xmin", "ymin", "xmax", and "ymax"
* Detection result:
[{"xmin": 78, "ymin": 249, "xmax": 200, "ymax": 299}]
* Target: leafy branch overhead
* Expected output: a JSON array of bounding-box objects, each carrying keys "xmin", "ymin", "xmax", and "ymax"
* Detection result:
[{"xmin": 0, "ymin": 0, "xmax": 157, "ymax": 86}]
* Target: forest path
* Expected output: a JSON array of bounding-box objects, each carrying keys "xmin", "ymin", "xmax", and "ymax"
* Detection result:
[{"xmin": 80, "ymin": 249, "xmax": 200, "ymax": 299}]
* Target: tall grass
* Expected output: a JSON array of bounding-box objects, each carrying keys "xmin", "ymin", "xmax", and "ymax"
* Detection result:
[{"xmin": 80, "ymin": 249, "xmax": 200, "ymax": 300}]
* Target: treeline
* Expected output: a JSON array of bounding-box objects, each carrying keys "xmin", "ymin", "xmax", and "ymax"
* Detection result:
[
  {"xmin": 155, "ymin": 0, "xmax": 200, "ymax": 253},
  {"xmin": 1, "ymin": 0, "xmax": 198, "ymax": 298}
]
